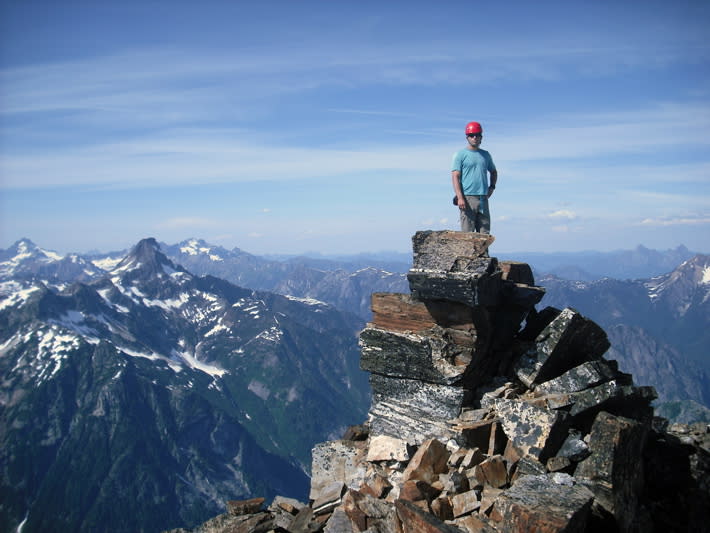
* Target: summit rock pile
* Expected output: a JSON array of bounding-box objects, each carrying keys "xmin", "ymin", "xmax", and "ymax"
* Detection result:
[{"xmin": 168, "ymin": 231, "xmax": 709, "ymax": 533}]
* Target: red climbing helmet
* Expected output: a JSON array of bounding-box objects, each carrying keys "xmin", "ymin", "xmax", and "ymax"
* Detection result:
[{"xmin": 465, "ymin": 121, "xmax": 483, "ymax": 135}]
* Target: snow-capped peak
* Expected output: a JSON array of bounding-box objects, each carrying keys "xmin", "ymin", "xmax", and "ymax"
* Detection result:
[
  {"xmin": 113, "ymin": 238, "xmax": 183, "ymax": 278},
  {"xmin": 0, "ymin": 239, "xmax": 64, "ymax": 279},
  {"xmin": 179, "ymin": 239, "xmax": 225, "ymax": 262}
]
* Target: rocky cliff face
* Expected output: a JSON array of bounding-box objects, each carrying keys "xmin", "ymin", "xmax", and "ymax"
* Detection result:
[{"xmin": 171, "ymin": 231, "xmax": 709, "ymax": 533}]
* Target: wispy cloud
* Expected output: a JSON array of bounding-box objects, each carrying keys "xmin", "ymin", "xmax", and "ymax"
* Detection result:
[
  {"xmin": 639, "ymin": 216, "xmax": 710, "ymax": 227},
  {"xmin": 548, "ymin": 210, "xmax": 578, "ymax": 220},
  {"xmin": 495, "ymin": 102, "xmax": 710, "ymax": 163},
  {"xmin": 3, "ymin": 34, "xmax": 706, "ymax": 123},
  {"xmin": 3, "ymin": 98, "xmax": 710, "ymax": 193}
]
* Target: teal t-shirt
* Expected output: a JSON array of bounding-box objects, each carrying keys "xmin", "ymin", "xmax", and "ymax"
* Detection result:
[{"xmin": 451, "ymin": 149, "xmax": 496, "ymax": 195}]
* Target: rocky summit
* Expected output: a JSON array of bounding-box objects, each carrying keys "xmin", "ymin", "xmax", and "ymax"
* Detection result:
[{"xmin": 167, "ymin": 231, "xmax": 709, "ymax": 533}]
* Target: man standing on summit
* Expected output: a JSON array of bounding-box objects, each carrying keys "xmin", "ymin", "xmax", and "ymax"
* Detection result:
[{"xmin": 451, "ymin": 121, "xmax": 498, "ymax": 233}]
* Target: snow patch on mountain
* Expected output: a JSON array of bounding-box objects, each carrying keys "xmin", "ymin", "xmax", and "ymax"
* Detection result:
[
  {"xmin": 285, "ymin": 295, "xmax": 327, "ymax": 308},
  {"xmin": 180, "ymin": 240, "xmax": 224, "ymax": 262},
  {"xmin": 248, "ymin": 380, "xmax": 270, "ymax": 400},
  {"xmin": 171, "ymin": 348, "xmax": 226, "ymax": 377},
  {"xmin": 0, "ymin": 283, "xmax": 41, "ymax": 311},
  {"xmin": 17, "ymin": 326, "xmax": 83, "ymax": 385},
  {"xmin": 96, "ymin": 288, "xmax": 130, "ymax": 313},
  {"xmin": 205, "ymin": 322, "xmax": 230, "ymax": 337},
  {"xmin": 144, "ymin": 292, "xmax": 191, "ymax": 311},
  {"xmin": 50, "ymin": 311, "xmax": 101, "ymax": 343},
  {"xmin": 237, "ymin": 300, "xmax": 265, "ymax": 319},
  {"xmin": 113, "ymin": 260, "xmax": 142, "ymax": 274},
  {"xmin": 119, "ymin": 346, "xmax": 183, "ymax": 372},
  {"xmin": 646, "ymin": 276, "xmax": 665, "ymax": 301},
  {"xmin": 256, "ymin": 326, "xmax": 284, "ymax": 343},
  {"xmin": 92, "ymin": 256, "xmax": 123, "ymax": 271}
]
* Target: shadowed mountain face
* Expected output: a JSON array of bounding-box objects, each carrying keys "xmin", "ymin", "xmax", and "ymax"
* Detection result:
[{"xmin": 0, "ymin": 239, "xmax": 370, "ymax": 533}]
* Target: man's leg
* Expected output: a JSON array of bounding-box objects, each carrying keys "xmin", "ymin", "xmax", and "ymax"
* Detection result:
[
  {"xmin": 477, "ymin": 197, "xmax": 491, "ymax": 234},
  {"xmin": 460, "ymin": 196, "xmax": 479, "ymax": 232}
]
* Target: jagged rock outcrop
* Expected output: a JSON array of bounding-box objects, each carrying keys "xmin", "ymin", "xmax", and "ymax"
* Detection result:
[{"xmin": 170, "ymin": 231, "xmax": 710, "ymax": 533}]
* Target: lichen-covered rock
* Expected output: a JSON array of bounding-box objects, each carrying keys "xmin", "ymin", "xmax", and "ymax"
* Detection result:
[
  {"xmin": 407, "ymin": 231, "xmax": 501, "ymax": 307},
  {"xmin": 368, "ymin": 374, "xmax": 466, "ymax": 444},
  {"xmin": 531, "ymin": 381, "xmax": 657, "ymax": 424},
  {"xmin": 489, "ymin": 474, "xmax": 594, "ymax": 532},
  {"xmin": 534, "ymin": 359, "xmax": 621, "ymax": 395},
  {"xmin": 367, "ymin": 435, "xmax": 410, "ymax": 462},
  {"xmin": 576, "ymin": 412, "xmax": 650, "ymax": 532},
  {"xmin": 514, "ymin": 307, "xmax": 611, "ymax": 387},
  {"xmin": 310, "ymin": 440, "xmax": 367, "ymax": 501},
  {"xmin": 360, "ymin": 326, "xmax": 473, "ymax": 385},
  {"xmin": 495, "ymin": 398, "xmax": 569, "ymax": 462},
  {"xmin": 411, "ymin": 230, "xmax": 495, "ymax": 269},
  {"xmin": 408, "ymin": 266, "xmax": 502, "ymax": 308}
]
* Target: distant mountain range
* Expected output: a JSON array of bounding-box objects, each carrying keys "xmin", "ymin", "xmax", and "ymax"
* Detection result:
[
  {"xmin": 498, "ymin": 243, "xmax": 698, "ymax": 281},
  {"xmin": 161, "ymin": 239, "xmax": 409, "ymax": 321},
  {"xmin": 0, "ymin": 238, "xmax": 370, "ymax": 532},
  {"xmin": 537, "ymin": 254, "xmax": 710, "ymax": 422},
  {"xmin": 159, "ymin": 238, "xmax": 710, "ymax": 416}
]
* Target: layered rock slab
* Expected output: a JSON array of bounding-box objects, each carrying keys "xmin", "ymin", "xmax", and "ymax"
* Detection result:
[
  {"xmin": 515, "ymin": 307, "xmax": 611, "ymax": 387},
  {"xmin": 407, "ymin": 231, "xmax": 501, "ymax": 307},
  {"xmin": 368, "ymin": 373, "xmax": 466, "ymax": 444},
  {"xmin": 576, "ymin": 412, "xmax": 650, "ymax": 532},
  {"xmin": 489, "ymin": 474, "xmax": 595, "ymax": 532}
]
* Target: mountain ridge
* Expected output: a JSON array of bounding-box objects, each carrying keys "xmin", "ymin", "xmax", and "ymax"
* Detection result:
[
  {"xmin": 4, "ymin": 237, "xmax": 702, "ymax": 281},
  {"xmin": 0, "ymin": 238, "xmax": 370, "ymax": 532}
]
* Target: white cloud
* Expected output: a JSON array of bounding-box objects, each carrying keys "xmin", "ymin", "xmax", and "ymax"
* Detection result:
[
  {"xmin": 548, "ymin": 210, "xmax": 578, "ymax": 220},
  {"xmin": 639, "ymin": 216, "xmax": 710, "ymax": 227}
]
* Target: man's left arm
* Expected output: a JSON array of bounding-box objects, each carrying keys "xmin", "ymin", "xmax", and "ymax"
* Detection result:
[{"xmin": 488, "ymin": 169, "xmax": 498, "ymax": 197}]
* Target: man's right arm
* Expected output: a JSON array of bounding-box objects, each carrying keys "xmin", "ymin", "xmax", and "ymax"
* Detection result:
[{"xmin": 452, "ymin": 170, "xmax": 466, "ymax": 210}]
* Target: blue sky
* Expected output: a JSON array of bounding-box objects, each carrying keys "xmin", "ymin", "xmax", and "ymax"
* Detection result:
[{"xmin": 1, "ymin": 0, "xmax": 709, "ymax": 256}]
